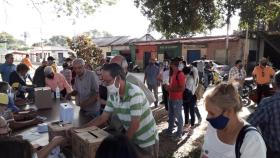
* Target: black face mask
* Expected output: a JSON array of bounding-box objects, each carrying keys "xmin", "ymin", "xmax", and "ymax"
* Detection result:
[
  {"xmin": 261, "ymin": 63, "xmax": 267, "ymax": 67},
  {"xmin": 47, "ymin": 74, "xmax": 54, "ymax": 79},
  {"xmin": 239, "ymin": 64, "xmax": 243, "ymax": 69}
]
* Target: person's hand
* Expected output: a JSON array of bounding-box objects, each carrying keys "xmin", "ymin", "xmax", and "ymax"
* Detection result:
[
  {"xmin": 65, "ymin": 94, "xmax": 72, "ymax": 100},
  {"xmin": 164, "ymin": 84, "xmax": 170, "ymax": 91},
  {"xmin": 33, "ymin": 117, "xmax": 44, "ymax": 124},
  {"xmin": 52, "ymin": 136, "xmax": 66, "ymax": 146},
  {"xmin": 79, "ymin": 100, "xmax": 87, "ymax": 108}
]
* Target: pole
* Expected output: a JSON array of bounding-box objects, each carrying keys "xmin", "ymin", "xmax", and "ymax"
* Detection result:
[
  {"xmin": 225, "ymin": 19, "xmax": 230, "ymax": 65},
  {"xmin": 243, "ymin": 23, "xmax": 250, "ymax": 72}
]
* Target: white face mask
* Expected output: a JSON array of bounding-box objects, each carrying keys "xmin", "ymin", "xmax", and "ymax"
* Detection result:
[
  {"xmin": 106, "ymin": 77, "xmax": 119, "ymax": 94},
  {"xmin": 178, "ymin": 64, "xmax": 184, "ymax": 71}
]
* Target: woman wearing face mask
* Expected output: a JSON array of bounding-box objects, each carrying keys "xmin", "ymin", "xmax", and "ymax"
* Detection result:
[
  {"xmin": 9, "ymin": 63, "xmax": 34, "ymax": 101},
  {"xmin": 44, "ymin": 66, "xmax": 72, "ymax": 98},
  {"xmin": 201, "ymin": 82, "xmax": 266, "ymax": 158}
]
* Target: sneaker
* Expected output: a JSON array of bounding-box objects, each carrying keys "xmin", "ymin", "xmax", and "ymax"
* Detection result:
[{"xmin": 197, "ymin": 118, "xmax": 202, "ymax": 125}]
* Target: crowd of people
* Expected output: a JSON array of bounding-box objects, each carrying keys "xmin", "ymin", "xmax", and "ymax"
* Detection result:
[{"xmin": 0, "ymin": 52, "xmax": 279, "ymax": 158}]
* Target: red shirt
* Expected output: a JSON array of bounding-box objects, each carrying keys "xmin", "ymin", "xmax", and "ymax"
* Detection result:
[{"xmin": 169, "ymin": 70, "xmax": 186, "ymax": 100}]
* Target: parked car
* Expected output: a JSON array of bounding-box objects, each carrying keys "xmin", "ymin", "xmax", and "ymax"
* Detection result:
[
  {"xmin": 106, "ymin": 56, "xmax": 115, "ymax": 63},
  {"xmin": 192, "ymin": 60, "xmax": 230, "ymax": 76}
]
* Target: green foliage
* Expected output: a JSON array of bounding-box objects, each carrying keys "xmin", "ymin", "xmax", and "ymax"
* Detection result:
[
  {"xmin": 67, "ymin": 35, "xmax": 103, "ymax": 68},
  {"xmin": 82, "ymin": 29, "xmax": 113, "ymax": 38},
  {"xmin": 134, "ymin": 0, "xmax": 280, "ymax": 37},
  {"xmin": 239, "ymin": 0, "xmax": 280, "ymax": 31},
  {"xmin": 48, "ymin": 35, "xmax": 69, "ymax": 46},
  {"xmin": 0, "ymin": 32, "xmax": 27, "ymax": 50},
  {"xmin": 134, "ymin": 0, "xmax": 221, "ymax": 38},
  {"xmin": 38, "ymin": 0, "xmax": 116, "ymax": 18}
]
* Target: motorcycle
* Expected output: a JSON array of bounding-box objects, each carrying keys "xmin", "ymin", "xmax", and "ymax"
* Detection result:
[
  {"xmin": 128, "ymin": 62, "xmax": 141, "ymax": 72},
  {"xmin": 241, "ymin": 77, "xmax": 256, "ymax": 106}
]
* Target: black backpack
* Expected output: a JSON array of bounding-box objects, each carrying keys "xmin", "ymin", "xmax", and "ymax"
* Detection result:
[{"xmin": 235, "ymin": 124, "xmax": 261, "ymax": 158}]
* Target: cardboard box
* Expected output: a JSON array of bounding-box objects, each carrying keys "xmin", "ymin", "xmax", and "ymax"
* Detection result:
[
  {"xmin": 34, "ymin": 87, "xmax": 53, "ymax": 109},
  {"xmin": 59, "ymin": 103, "xmax": 74, "ymax": 124},
  {"xmin": 152, "ymin": 106, "xmax": 168, "ymax": 123},
  {"xmin": 72, "ymin": 126, "xmax": 110, "ymax": 158},
  {"xmin": 48, "ymin": 121, "xmax": 73, "ymax": 142}
]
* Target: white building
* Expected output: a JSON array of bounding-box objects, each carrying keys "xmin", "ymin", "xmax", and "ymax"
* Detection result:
[{"xmin": 30, "ymin": 46, "xmax": 76, "ymax": 64}]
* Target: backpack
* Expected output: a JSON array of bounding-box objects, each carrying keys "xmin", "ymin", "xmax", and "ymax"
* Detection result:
[{"xmin": 235, "ymin": 124, "xmax": 260, "ymax": 158}]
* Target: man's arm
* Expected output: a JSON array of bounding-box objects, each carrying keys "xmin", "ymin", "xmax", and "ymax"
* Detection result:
[
  {"xmin": 8, "ymin": 118, "xmax": 42, "ymax": 130},
  {"xmin": 166, "ymin": 73, "xmax": 186, "ymax": 92},
  {"xmin": 80, "ymin": 93, "xmax": 98, "ymax": 108},
  {"xmin": 36, "ymin": 136, "xmax": 65, "ymax": 158},
  {"xmin": 80, "ymin": 72, "xmax": 99, "ymax": 108},
  {"xmin": 247, "ymin": 101, "xmax": 268, "ymax": 127},
  {"xmin": 127, "ymin": 116, "xmax": 140, "ymax": 139},
  {"xmin": 83, "ymin": 112, "xmax": 111, "ymax": 127},
  {"xmin": 144, "ymin": 69, "xmax": 147, "ymax": 84}
]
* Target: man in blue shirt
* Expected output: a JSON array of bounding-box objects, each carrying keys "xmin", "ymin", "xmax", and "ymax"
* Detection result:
[
  {"xmin": 144, "ymin": 57, "xmax": 160, "ymax": 107},
  {"xmin": 248, "ymin": 70, "xmax": 280, "ymax": 158},
  {"xmin": 0, "ymin": 54, "xmax": 16, "ymax": 82}
]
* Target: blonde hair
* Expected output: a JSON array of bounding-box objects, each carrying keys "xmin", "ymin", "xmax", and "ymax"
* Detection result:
[{"xmin": 205, "ymin": 82, "xmax": 242, "ymax": 112}]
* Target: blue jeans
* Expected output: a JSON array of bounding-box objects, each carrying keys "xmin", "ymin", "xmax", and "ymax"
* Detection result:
[{"xmin": 167, "ymin": 100, "xmax": 185, "ymax": 136}]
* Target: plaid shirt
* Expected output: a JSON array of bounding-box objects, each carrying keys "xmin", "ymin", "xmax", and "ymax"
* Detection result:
[
  {"xmin": 60, "ymin": 69, "xmax": 72, "ymax": 85},
  {"xmin": 228, "ymin": 66, "xmax": 246, "ymax": 81},
  {"xmin": 247, "ymin": 91, "xmax": 280, "ymax": 151}
]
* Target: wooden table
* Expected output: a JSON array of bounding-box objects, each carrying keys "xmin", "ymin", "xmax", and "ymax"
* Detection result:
[{"xmin": 16, "ymin": 99, "xmax": 92, "ymax": 146}]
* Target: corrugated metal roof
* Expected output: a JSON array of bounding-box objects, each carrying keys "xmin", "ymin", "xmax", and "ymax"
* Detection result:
[
  {"xmin": 92, "ymin": 34, "xmax": 156, "ymax": 47},
  {"xmin": 92, "ymin": 36, "xmax": 123, "ymax": 47},
  {"xmin": 110, "ymin": 36, "xmax": 136, "ymax": 46},
  {"xmin": 133, "ymin": 35, "xmax": 240, "ymax": 46}
]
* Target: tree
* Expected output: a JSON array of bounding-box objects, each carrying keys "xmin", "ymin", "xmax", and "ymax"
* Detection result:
[
  {"xmin": 25, "ymin": 0, "xmax": 116, "ymax": 18},
  {"xmin": 67, "ymin": 35, "xmax": 103, "ymax": 68},
  {"xmin": 239, "ymin": 0, "xmax": 280, "ymax": 31},
  {"xmin": 48, "ymin": 35, "xmax": 69, "ymax": 46},
  {"xmin": 0, "ymin": 32, "xmax": 27, "ymax": 50},
  {"xmin": 83, "ymin": 29, "xmax": 113, "ymax": 38},
  {"xmin": 134, "ymin": 0, "xmax": 221, "ymax": 38},
  {"xmin": 134, "ymin": 0, "xmax": 280, "ymax": 38}
]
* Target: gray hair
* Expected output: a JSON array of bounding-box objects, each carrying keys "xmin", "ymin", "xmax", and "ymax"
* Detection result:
[
  {"xmin": 73, "ymin": 58, "xmax": 85, "ymax": 66},
  {"xmin": 44, "ymin": 66, "xmax": 53, "ymax": 75}
]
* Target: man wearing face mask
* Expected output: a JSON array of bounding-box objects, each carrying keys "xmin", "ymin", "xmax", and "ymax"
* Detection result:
[
  {"xmin": 159, "ymin": 60, "xmax": 170, "ymax": 110},
  {"xmin": 66, "ymin": 58, "xmax": 100, "ymax": 118},
  {"xmin": 144, "ymin": 57, "xmax": 160, "ymax": 107},
  {"xmin": 163, "ymin": 57, "xmax": 186, "ymax": 140},
  {"xmin": 252, "ymin": 57, "xmax": 275, "ymax": 104},
  {"xmin": 228, "ymin": 60, "xmax": 247, "ymax": 95},
  {"xmin": 9, "ymin": 64, "xmax": 34, "ymax": 100},
  {"xmin": 0, "ymin": 93, "xmax": 43, "ymax": 131},
  {"xmin": 0, "ymin": 54, "xmax": 16, "ymax": 83},
  {"xmin": 44, "ymin": 66, "xmax": 72, "ymax": 99},
  {"xmin": 84, "ymin": 63, "xmax": 158, "ymax": 158}
]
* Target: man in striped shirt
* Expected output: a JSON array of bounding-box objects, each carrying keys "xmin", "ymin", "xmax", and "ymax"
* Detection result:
[{"xmin": 85, "ymin": 63, "xmax": 158, "ymax": 158}]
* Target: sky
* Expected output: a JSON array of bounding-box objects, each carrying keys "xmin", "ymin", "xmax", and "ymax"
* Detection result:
[{"xmin": 0, "ymin": 0, "xmax": 240, "ymax": 46}]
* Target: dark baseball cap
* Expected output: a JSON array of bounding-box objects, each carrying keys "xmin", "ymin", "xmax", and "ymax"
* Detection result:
[{"xmin": 47, "ymin": 56, "xmax": 55, "ymax": 61}]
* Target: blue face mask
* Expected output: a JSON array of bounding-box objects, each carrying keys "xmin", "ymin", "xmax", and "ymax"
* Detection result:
[{"xmin": 206, "ymin": 113, "xmax": 229, "ymax": 130}]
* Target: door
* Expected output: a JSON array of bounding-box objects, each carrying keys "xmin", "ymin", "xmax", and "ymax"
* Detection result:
[
  {"xmin": 247, "ymin": 50, "xmax": 257, "ymax": 74},
  {"xmin": 187, "ymin": 50, "xmax": 201, "ymax": 64},
  {"xmin": 144, "ymin": 52, "xmax": 151, "ymax": 69},
  {"xmin": 58, "ymin": 53, "xmax": 64, "ymax": 64}
]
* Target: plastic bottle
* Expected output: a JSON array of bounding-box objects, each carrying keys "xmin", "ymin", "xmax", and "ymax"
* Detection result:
[
  {"xmin": 8, "ymin": 88, "xmax": 14, "ymax": 100},
  {"xmin": 55, "ymin": 86, "xmax": 60, "ymax": 99}
]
